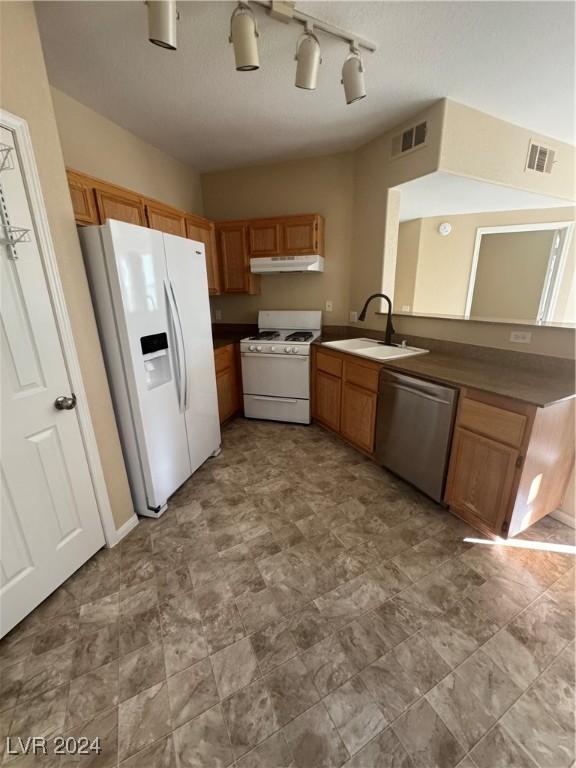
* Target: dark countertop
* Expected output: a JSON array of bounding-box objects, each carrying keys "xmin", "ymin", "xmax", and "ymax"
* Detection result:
[
  {"xmin": 314, "ymin": 330, "xmax": 575, "ymax": 408},
  {"xmin": 213, "ymin": 337, "xmax": 239, "ymax": 350},
  {"xmin": 380, "ymin": 352, "xmax": 574, "ymax": 408},
  {"xmin": 212, "ymin": 323, "xmax": 256, "ymax": 351}
]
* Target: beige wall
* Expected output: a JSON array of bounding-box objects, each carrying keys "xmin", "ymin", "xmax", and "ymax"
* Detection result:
[
  {"xmin": 440, "ymin": 100, "xmax": 576, "ymax": 201},
  {"xmin": 203, "ymin": 153, "xmax": 355, "ymax": 326},
  {"xmin": 471, "ymin": 230, "xmax": 554, "ymax": 321},
  {"xmin": 396, "ymin": 207, "xmax": 576, "ymax": 320},
  {"xmin": 51, "ymin": 87, "xmax": 204, "ymax": 214},
  {"xmin": 349, "ymin": 101, "xmax": 445, "ymax": 313},
  {"xmin": 1, "ymin": 3, "xmax": 133, "ymax": 528}
]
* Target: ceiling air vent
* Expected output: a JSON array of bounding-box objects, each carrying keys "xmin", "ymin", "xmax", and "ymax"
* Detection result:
[
  {"xmin": 390, "ymin": 121, "xmax": 427, "ymax": 159},
  {"xmin": 526, "ymin": 141, "xmax": 555, "ymax": 174}
]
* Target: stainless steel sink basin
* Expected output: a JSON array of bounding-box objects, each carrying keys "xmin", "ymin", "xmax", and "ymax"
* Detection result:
[{"xmin": 322, "ymin": 337, "xmax": 428, "ymax": 362}]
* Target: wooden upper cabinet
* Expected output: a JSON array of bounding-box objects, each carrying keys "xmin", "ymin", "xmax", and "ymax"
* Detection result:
[
  {"xmin": 216, "ymin": 223, "xmax": 259, "ymax": 295},
  {"xmin": 146, "ymin": 203, "xmax": 186, "ymax": 237},
  {"xmin": 94, "ymin": 186, "xmax": 146, "ymax": 226},
  {"xmin": 66, "ymin": 171, "xmax": 98, "ymax": 226},
  {"xmin": 186, "ymin": 215, "xmax": 220, "ymax": 296},
  {"xmin": 248, "ymin": 220, "xmax": 282, "ymax": 256},
  {"xmin": 282, "ymin": 214, "xmax": 323, "ymax": 255}
]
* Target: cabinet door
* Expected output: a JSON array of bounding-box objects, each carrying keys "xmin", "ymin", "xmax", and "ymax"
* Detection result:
[
  {"xmin": 445, "ymin": 427, "xmax": 518, "ymax": 535},
  {"xmin": 95, "ymin": 187, "xmax": 145, "ymax": 226},
  {"xmin": 340, "ymin": 381, "xmax": 378, "ymax": 454},
  {"xmin": 249, "ymin": 220, "xmax": 281, "ymax": 256},
  {"xmin": 187, "ymin": 218, "xmax": 220, "ymax": 295},
  {"xmin": 282, "ymin": 215, "xmax": 321, "ymax": 255},
  {"xmin": 216, "ymin": 367, "xmax": 238, "ymax": 424},
  {"xmin": 146, "ymin": 204, "xmax": 186, "ymax": 237},
  {"xmin": 314, "ymin": 371, "xmax": 341, "ymax": 432},
  {"xmin": 66, "ymin": 171, "xmax": 98, "ymax": 225},
  {"xmin": 218, "ymin": 224, "xmax": 259, "ymax": 294}
]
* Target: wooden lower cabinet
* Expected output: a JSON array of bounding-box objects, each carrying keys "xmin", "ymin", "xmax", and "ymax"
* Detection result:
[
  {"xmin": 445, "ymin": 427, "xmax": 519, "ymax": 535},
  {"xmin": 214, "ymin": 344, "xmax": 241, "ymax": 424},
  {"xmin": 312, "ymin": 347, "xmax": 379, "ymax": 455},
  {"xmin": 314, "ymin": 370, "xmax": 341, "ymax": 432},
  {"xmin": 312, "ymin": 352, "xmax": 575, "ymax": 539},
  {"xmin": 445, "ymin": 388, "xmax": 575, "ymax": 538},
  {"xmin": 340, "ymin": 381, "xmax": 378, "ymax": 454}
]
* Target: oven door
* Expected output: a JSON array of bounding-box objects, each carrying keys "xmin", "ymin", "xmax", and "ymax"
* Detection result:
[{"xmin": 241, "ymin": 352, "xmax": 310, "ymax": 399}]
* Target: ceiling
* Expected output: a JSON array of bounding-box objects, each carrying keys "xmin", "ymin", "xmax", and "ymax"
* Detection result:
[
  {"xmin": 36, "ymin": 1, "xmax": 575, "ymax": 173},
  {"xmin": 397, "ymin": 172, "xmax": 575, "ymax": 222}
]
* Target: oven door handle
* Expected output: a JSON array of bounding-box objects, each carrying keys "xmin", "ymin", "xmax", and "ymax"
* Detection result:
[{"xmin": 241, "ymin": 352, "xmax": 308, "ymax": 360}]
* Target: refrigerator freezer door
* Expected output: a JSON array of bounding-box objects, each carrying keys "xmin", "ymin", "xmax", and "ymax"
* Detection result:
[
  {"xmin": 164, "ymin": 233, "xmax": 221, "ymax": 472},
  {"xmin": 106, "ymin": 221, "xmax": 192, "ymax": 511}
]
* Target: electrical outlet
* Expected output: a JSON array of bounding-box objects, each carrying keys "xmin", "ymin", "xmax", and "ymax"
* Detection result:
[
  {"xmin": 510, "ymin": 330, "xmax": 532, "ymax": 344},
  {"xmin": 401, "ymin": 305, "xmax": 411, "ymax": 313},
  {"xmin": 349, "ymin": 310, "xmax": 358, "ymax": 323},
  {"xmin": 325, "ymin": 300, "xmax": 333, "ymax": 312},
  {"xmin": 214, "ymin": 309, "xmax": 222, "ymax": 321}
]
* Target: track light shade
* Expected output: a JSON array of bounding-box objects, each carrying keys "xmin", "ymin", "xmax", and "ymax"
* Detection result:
[
  {"xmin": 147, "ymin": 0, "xmax": 178, "ymax": 50},
  {"xmin": 229, "ymin": 3, "xmax": 260, "ymax": 71},
  {"xmin": 341, "ymin": 52, "xmax": 366, "ymax": 104},
  {"xmin": 295, "ymin": 32, "xmax": 321, "ymax": 90}
]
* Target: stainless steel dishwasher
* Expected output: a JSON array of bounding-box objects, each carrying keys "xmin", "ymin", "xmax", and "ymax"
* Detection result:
[{"xmin": 375, "ymin": 370, "xmax": 458, "ymax": 502}]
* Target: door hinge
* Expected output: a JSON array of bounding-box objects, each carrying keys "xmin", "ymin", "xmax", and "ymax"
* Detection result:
[
  {"xmin": 501, "ymin": 519, "xmax": 510, "ymax": 535},
  {"xmin": 515, "ymin": 455, "xmax": 524, "ymax": 469}
]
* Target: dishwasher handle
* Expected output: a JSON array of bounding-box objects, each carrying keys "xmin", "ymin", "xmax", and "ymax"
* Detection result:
[{"xmin": 379, "ymin": 369, "xmax": 458, "ymax": 406}]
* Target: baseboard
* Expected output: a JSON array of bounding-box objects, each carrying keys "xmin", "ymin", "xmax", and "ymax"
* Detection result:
[
  {"xmin": 551, "ymin": 508, "xmax": 576, "ymax": 529},
  {"xmin": 108, "ymin": 514, "xmax": 139, "ymax": 547}
]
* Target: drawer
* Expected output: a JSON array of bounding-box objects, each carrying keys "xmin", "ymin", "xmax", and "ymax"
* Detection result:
[
  {"xmin": 214, "ymin": 344, "xmax": 235, "ymax": 374},
  {"xmin": 316, "ymin": 349, "xmax": 342, "ymax": 378},
  {"xmin": 458, "ymin": 397, "xmax": 527, "ymax": 448},
  {"xmin": 343, "ymin": 359, "xmax": 379, "ymax": 393}
]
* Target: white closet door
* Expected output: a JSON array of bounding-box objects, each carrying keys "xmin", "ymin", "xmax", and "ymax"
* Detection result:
[
  {"xmin": 164, "ymin": 233, "xmax": 221, "ymax": 473},
  {"xmin": 0, "ymin": 126, "xmax": 104, "ymax": 637}
]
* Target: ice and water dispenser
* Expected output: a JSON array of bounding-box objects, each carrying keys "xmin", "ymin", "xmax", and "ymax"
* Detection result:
[{"xmin": 140, "ymin": 332, "xmax": 171, "ymax": 390}]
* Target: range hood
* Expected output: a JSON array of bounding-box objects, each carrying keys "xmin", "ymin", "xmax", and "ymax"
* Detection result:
[{"xmin": 250, "ymin": 255, "xmax": 324, "ymax": 274}]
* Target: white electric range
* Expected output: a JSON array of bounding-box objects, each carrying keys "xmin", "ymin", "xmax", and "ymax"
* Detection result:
[{"xmin": 240, "ymin": 310, "xmax": 321, "ymax": 424}]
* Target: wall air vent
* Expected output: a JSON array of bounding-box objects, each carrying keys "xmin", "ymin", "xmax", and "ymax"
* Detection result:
[
  {"xmin": 390, "ymin": 121, "xmax": 427, "ymax": 159},
  {"xmin": 526, "ymin": 141, "xmax": 555, "ymax": 174}
]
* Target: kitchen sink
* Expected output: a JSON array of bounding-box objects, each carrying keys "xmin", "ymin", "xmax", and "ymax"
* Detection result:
[{"xmin": 322, "ymin": 337, "xmax": 428, "ymax": 362}]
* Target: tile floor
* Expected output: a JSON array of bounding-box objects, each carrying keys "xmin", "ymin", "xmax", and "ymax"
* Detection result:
[{"xmin": 0, "ymin": 418, "xmax": 574, "ymax": 768}]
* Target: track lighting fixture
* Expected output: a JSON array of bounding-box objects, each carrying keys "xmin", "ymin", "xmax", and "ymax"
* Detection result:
[
  {"xmin": 295, "ymin": 26, "xmax": 321, "ymax": 90},
  {"xmin": 229, "ymin": 2, "xmax": 260, "ymax": 71},
  {"xmin": 341, "ymin": 45, "xmax": 366, "ymax": 104},
  {"xmin": 147, "ymin": 0, "xmax": 178, "ymax": 50}
]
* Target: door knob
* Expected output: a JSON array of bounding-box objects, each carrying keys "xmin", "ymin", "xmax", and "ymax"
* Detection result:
[{"xmin": 54, "ymin": 393, "xmax": 77, "ymax": 411}]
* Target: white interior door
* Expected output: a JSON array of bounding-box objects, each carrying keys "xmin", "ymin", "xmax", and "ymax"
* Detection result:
[
  {"xmin": 0, "ymin": 125, "xmax": 105, "ymax": 637},
  {"xmin": 164, "ymin": 234, "xmax": 221, "ymax": 472}
]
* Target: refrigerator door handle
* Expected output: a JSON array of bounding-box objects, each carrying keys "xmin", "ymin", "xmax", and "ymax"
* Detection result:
[
  {"xmin": 169, "ymin": 280, "xmax": 188, "ymax": 410},
  {"xmin": 164, "ymin": 280, "xmax": 186, "ymax": 413}
]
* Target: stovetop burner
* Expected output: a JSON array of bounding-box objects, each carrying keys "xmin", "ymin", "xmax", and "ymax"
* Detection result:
[
  {"xmin": 285, "ymin": 331, "xmax": 314, "ymax": 342},
  {"xmin": 248, "ymin": 331, "xmax": 281, "ymax": 340}
]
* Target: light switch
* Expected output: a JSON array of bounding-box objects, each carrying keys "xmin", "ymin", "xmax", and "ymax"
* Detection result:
[{"xmin": 325, "ymin": 300, "xmax": 333, "ymax": 312}]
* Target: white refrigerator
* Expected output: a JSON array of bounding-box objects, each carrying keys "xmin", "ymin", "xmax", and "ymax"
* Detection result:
[{"xmin": 80, "ymin": 219, "xmax": 221, "ymax": 517}]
